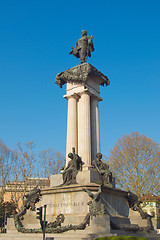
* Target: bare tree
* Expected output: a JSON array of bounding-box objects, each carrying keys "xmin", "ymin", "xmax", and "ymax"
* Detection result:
[
  {"xmin": 10, "ymin": 141, "xmax": 36, "ymax": 207},
  {"xmin": 107, "ymin": 132, "xmax": 160, "ymax": 196},
  {"xmin": 0, "ymin": 139, "xmax": 65, "ymax": 209},
  {"xmin": 0, "ymin": 140, "xmax": 12, "ymax": 200},
  {"xmin": 38, "ymin": 148, "xmax": 65, "ymax": 179},
  {"xmin": 14, "ymin": 141, "xmax": 36, "ymax": 182}
]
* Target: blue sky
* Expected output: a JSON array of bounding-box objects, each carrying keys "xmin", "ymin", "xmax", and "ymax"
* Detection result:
[{"xmin": 0, "ymin": 0, "xmax": 160, "ymax": 157}]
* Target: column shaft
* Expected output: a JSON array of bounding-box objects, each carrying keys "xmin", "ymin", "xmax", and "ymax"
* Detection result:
[
  {"xmin": 66, "ymin": 96, "xmax": 78, "ymax": 165},
  {"xmin": 96, "ymin": 102, "xmax": 100, "ymax": 153},
  {"xmin": 91, "ymin": 97, "xmax": 100, "ymax": 161},
  {"xmin": 78, "ymin": 91, "xmax": 91, "ymax": 169}
]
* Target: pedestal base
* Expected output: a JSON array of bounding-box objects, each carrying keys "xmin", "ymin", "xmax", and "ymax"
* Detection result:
[
  {"xmin": 39, "ymin": 184, "xmax": 129, "ymax": 224},
  {"xmin": 50, "ymin": 169, "xmax": 116, "ymax": 188},
  {"xmin": 6, "ymin": 183, "xmax": 157, "ymax": 240},
  {"xmin": 50, "ymin": 169, "xmax": 104, "ymax": 187}
]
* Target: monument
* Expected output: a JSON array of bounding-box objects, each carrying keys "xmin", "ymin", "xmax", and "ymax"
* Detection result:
[{"xmin": 6, "ymin": 30, "xmax": 158, "ymax": 240}]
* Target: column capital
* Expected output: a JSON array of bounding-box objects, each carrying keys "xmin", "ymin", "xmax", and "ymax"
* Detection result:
[
  {"xmin": 79, "ymin": 89, "xmax": 103, "ymax": 102},
  {"xmin": 90, "ymin": 94, "xmax": 103, "ymax": 102},
  {"xmin": 63, "ymin": 93, "xmax": 80, "ymax": 100},
  {"xmin": 79, "ymin": 89, "xmax": 92, "ymax": 96}
]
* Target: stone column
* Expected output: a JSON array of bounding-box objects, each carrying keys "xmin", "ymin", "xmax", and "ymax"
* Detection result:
[
  {"xmin": 78, "ymin": 91, "xmax": 91, "ymax": 169},
  {"xmin": 96, "ymin": 101, "xmax": 100, "ymax": 153},
  {"xmin": 66, "ymin": 95, "xmax": 78, "ymax": 165},
  {"xmin": 91, "ymin": 97, "xmax": 100, "ymax": 161}
]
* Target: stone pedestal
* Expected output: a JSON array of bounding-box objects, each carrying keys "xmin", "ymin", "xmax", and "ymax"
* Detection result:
[
  {"xmin": 50, "ymin": 169, "xmax": 102, "ymax": 187},
  {"xmin": 7, "ymin": 217, "xmax": 17, "ymax": 233},
  {"xmin": 40, "ymin": 184, "xmax": 128, "ymax": 221},
  {"xmin": 89, "ymin": 215, "xmax": 110, "ymax": 234},
  {"xmin": 37, "ymin": 184, "xmax": 129, "ymax": 233}
]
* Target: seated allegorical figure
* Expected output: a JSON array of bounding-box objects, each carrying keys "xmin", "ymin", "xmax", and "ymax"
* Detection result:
[
  {"xmin": 61, "ymin": 148, "xmax": 82, "ymax": 186},
  {"xmin": 92, "ymin": 152, "xmax": 114, "ymax": 187}
]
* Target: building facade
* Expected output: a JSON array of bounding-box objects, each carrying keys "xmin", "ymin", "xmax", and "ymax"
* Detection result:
[{"xmin": 141, "ymin": 194, "xmax": 160, "ymax": 230}]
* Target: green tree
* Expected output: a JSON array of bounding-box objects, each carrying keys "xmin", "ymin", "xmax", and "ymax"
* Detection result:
[{"xmin": 107, "ymin": 132, "xmax": 160, "ymax": 196}]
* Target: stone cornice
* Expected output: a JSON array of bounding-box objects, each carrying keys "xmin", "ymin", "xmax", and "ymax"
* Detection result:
[
  {"xmin": 41, "ymin": 184, "xmax": 127, "ymax": 197},
  {"xmin": 55, "ymin": 63, "xmax": 110, "ymax": 88}
]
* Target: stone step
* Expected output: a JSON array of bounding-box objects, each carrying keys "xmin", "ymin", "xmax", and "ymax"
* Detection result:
[
  {"xmin": 110, "ymin": 215, "xmax": 131, "ymax": 226},
  {"xmin": 0, "ymin": 233, "xmax": 116, "ymax": 240},
  {"xmin": 147, "ymin": 236, "xmax": 160, "ymax": 240},
  {"xmin": 2, "ymin": 232, "xmax": 159, "ymax": 240}
]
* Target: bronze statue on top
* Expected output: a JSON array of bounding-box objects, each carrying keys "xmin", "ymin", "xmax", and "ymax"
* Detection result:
[{"xmin": 69, "ymin": 30, "xmax": 94, "ymax": 64}]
